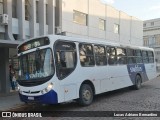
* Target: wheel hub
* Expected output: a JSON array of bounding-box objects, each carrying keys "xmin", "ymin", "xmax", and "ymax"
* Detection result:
[{"xmin": 83, "ymin": 90, "xmax": 91, "ymax": 101}]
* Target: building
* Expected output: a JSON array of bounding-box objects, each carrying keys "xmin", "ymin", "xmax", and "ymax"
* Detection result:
[
  {"xmin": 61, "ymin": 0, "xmax": 143, "ymax": 45},
  {"xmin": 0, "ymin": 0, "xmax": 143, "ymax": 94},
  {"xmin": 143, "ymin": 18, "xmax": 160, "ymax": 72}
]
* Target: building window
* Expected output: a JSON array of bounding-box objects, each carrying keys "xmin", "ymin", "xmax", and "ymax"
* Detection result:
[
  {"xmin": 73, "ymin": 10, "xmax": 88, "ymax": 26},
  {"xmin": 143, "ymin": 23, "xmax": 146, "ymax": 27},
  {"xmin": 25, "ymin": 0, "xmax": 30, "ymax": 20},
  {"xmin": 143, "ymin": 39, "xmax": 148, "ymax": 46},
  {"xmin": 36, "ymin": 1, "xmax": 39, "ymax": 23},
  {"xmin": 0, "ymin": 0, "xmax": 4, "ymax": 15},
  {"xmin": 143, "ymin": 37, "xmax": 149, "ymax": 46},
  {"xmin": 149, "ymin": 36, "xmax": 155, "ymax": 47},
  {"xmin": 151, "ymin": 22, "xmax": 154, "ymax": 26},
  {"xmin": 114, "ymin": 24, "xmax": 120, "ymax": 34},
  {"xmin": 99, "ymin": 18, "xmax": 105, "ymax": 30},
  {"xmin": 156, "ymin": 35, "xmax": 160, "ymax": 45},
  {"xmin": 12, "ymin": 0, "xmax": 17, "ymax": 18}
]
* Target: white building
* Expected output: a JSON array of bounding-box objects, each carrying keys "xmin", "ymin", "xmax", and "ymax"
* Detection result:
[
  {"xmin": 143, "ymin": 18, "xmax": 160, "ymax": 72},
  {"xmin": 61, "ymin": 0, "xmax": 143, "ymax": 45},
  {"xmin": 0, "ymin": 0, "xmax": 143, "ymax": 94}
]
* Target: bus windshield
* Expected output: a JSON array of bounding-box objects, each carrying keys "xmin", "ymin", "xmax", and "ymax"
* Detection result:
[{"xmin": 18, "ymin": 48, "xmax": 54, "ymax": 80}]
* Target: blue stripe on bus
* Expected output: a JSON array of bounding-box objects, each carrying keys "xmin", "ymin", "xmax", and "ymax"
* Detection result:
[
  {"xmin": 19, "ymin": 90, "xmax": 58, "ymax": 104},
  {"xmin": 127, "ymin": 64, "xmax": 149, "ymax": 84}
]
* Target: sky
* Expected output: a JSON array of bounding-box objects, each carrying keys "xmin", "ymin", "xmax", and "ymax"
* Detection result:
[{"xmin": 101, "ymin": 0, "xmax": 160, "ymax": 20}]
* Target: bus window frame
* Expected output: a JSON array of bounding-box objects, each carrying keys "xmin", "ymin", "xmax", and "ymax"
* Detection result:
[
  {"xmin": 142, "ymin": 50, "xmax": 149, "ymax": 64},
  {"xmin": 134, "ymin": 49, "xmax": 143, "ymax": 64},
  {"xmin": 54, "ymin": 40, "xmax": 77, "ymax": 80},
  {"xmin": 79, "ymin": 43, "xmax": 95, "ymax": 67},
  {"xmin": 127, "ymin": 48, "xmax": 136, "ymax": 64},
  {"xmin": 107, "ymin": 46, "xmax": 117, "ymax": 66},
  {"xmin": 148, "ymin": 51, "xmax": 154, "ymax": 63},
  {"xmin": 116, "ymin": 47, "xmax": 127, "ymax": 65},
  {"xmin": 94, "ymin": 44, "xmax": 107, "ymax": 66},
  {"xmin": 17, "ymin": 47, "xmax": 55, "ymax": 87}
]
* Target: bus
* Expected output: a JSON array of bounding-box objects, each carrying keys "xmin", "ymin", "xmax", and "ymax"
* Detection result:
[{"xmin": 17, "ymin": 35, "xmax": 156, "ymax": 106}]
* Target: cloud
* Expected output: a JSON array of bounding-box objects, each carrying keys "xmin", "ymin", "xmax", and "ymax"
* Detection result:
[
  {"xmin": 100, "ymin": 0, "xmax": 115, "ymax": 5},
  {"xmin": 149, "ymin": 5, "xmax": 160, "ymax": 11}
]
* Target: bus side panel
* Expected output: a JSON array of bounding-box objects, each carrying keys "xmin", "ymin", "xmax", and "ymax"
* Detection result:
[
  {"xmin": 107, "ymin": 65, "xmax": 133, "ymax": 90},
  {"xmin": 145, "ymin": 63, "xmax": 157, "ymax": 80}
]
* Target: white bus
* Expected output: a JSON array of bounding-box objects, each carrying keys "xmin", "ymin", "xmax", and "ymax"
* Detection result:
[{"xmin": 17, "ymin": 35, "xmax": 156, "ymax": 106}]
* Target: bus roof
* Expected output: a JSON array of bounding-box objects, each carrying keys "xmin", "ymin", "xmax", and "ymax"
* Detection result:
[{"xmin": 18, "ymin": 34, "xmax": 154, "ymax": 51}]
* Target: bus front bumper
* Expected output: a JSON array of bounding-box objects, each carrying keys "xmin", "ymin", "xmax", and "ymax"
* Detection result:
[{"xmin": 19, "ymin": 90, "xmax": 58, "ymax": 104}]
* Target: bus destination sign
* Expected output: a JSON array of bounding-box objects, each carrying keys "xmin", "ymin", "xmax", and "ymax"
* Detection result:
[{"xmin": 18, "ymin": 37, "xmax": 50, "ymax": 53}]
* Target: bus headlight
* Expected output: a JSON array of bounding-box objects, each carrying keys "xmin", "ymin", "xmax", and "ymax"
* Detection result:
[
  {"xmin": 47, "ymin": 83, "xmax": 53, "ymax": 90},
  {"xmin": 17, "ymin": 86, "xmax": 20, "ymax": 90},
  {"xmin": 41, "ymin": 83, "xmax": 53, "ymax": 94}
]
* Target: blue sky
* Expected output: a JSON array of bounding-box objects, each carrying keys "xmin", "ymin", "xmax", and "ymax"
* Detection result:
[{"xmin": 101, "ymin": 0, "xmax": 160, "ymax": 20}]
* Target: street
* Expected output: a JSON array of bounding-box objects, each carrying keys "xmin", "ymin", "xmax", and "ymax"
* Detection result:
[{"xmin": 9, "ymin": 77, "xmax": 160, "ymax": 120}]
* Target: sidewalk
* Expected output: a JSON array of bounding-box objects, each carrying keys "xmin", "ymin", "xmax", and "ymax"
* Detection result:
[{"xmin": 0, "ymin": 91, "xmax": 24, "ymax": 111}]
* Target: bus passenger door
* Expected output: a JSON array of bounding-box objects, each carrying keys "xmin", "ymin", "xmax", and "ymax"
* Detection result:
[{"xmin": 54, "ymin": 41, "xmax": 78, "ymax": 102}]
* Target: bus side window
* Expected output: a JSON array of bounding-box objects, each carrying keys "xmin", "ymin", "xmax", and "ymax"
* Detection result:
[
  {"xmin": 142, "ymin": 51, "xmax": 149, "ymax": 63},
  {"xmin": 79, "ymin": 43, "xmax": 95, "ymax": 67},
  {"xmin": 94, "ymin": 45, "xmax": 107, "ymax": 66},
  {"xmin": 127, "ymin": 49, "xmax": 136, "ymax": 64},
  {"xmin": 135, "ymin": 49, "xmax": 143, "ymax": 63},
  {"xmin": 116, "ymin": 48, "xmax": 127, "ymax": 65},
  {"xmin": 148, "ymin": 51, "xmax": 154, "ymax": 63},
  {"xmin": 55, "ymin": 41, "xmax": 77, "ymax": 80},
  {"xmin": 107, "ymin": 46, "xmax": 117, "ymax": 65}
]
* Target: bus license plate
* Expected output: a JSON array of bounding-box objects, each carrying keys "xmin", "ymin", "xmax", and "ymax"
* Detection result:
[{"xmin": 28, "ymin": 97, "xmax": 34, "ymax": 100}]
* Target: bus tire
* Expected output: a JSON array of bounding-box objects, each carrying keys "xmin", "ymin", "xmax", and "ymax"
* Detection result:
[
  {"xmin": 133, "ymin": 75, "xmax": 142, "ymax": 90},
  {"xmin": 78, "ymin": 84, "xmax": 93, "ymax": 106}
]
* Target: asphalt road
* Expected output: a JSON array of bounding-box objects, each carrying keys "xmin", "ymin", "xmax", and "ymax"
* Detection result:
[{"xmin": 8, "ymin": 77, "xmax": 160, "ymax": 120}]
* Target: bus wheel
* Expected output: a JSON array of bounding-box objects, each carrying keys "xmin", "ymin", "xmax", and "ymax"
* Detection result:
[
  {"xmin": 134, "ymin": 75, "xmax": 142, "ymax": 90},
  {"xmin": 78, "ymin": 84, "xmax": 93, "ymax": 106}
]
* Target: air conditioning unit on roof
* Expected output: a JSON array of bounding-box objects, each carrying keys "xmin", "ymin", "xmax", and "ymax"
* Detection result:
[{"xmin": 0, "ymin": 14, "xmax": 8, "ymax": 25}]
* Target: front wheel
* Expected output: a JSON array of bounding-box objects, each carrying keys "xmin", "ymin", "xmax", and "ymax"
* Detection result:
[
  {"xmin": 78, "ymin": 84, "xmax": 93, "ymax": 106},
  {"xmin": 133, "ymin": 75, "xmax": 142, "ymax": 90}
]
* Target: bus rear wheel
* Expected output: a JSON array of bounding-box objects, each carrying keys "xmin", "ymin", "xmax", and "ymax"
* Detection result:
[
  {"xmin": 78, "ymin": 84, "xmax": 93, "ymax": 106},
  {"xmin": 133, "ymin": 75, "xmax": 142, "ymax": 90}
]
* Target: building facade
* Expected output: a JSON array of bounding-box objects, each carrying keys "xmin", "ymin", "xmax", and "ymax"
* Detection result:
[
  {"xmin": 143, "ymin": 18, "xmax": 160, "ymax": 72},
  {"xmin": 0, "ymin": 0, "xmax": 143, "ymax": 94},
  {"xmin": 61, "ymin": 0, "xmax": 143, "ymax": 45}
]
